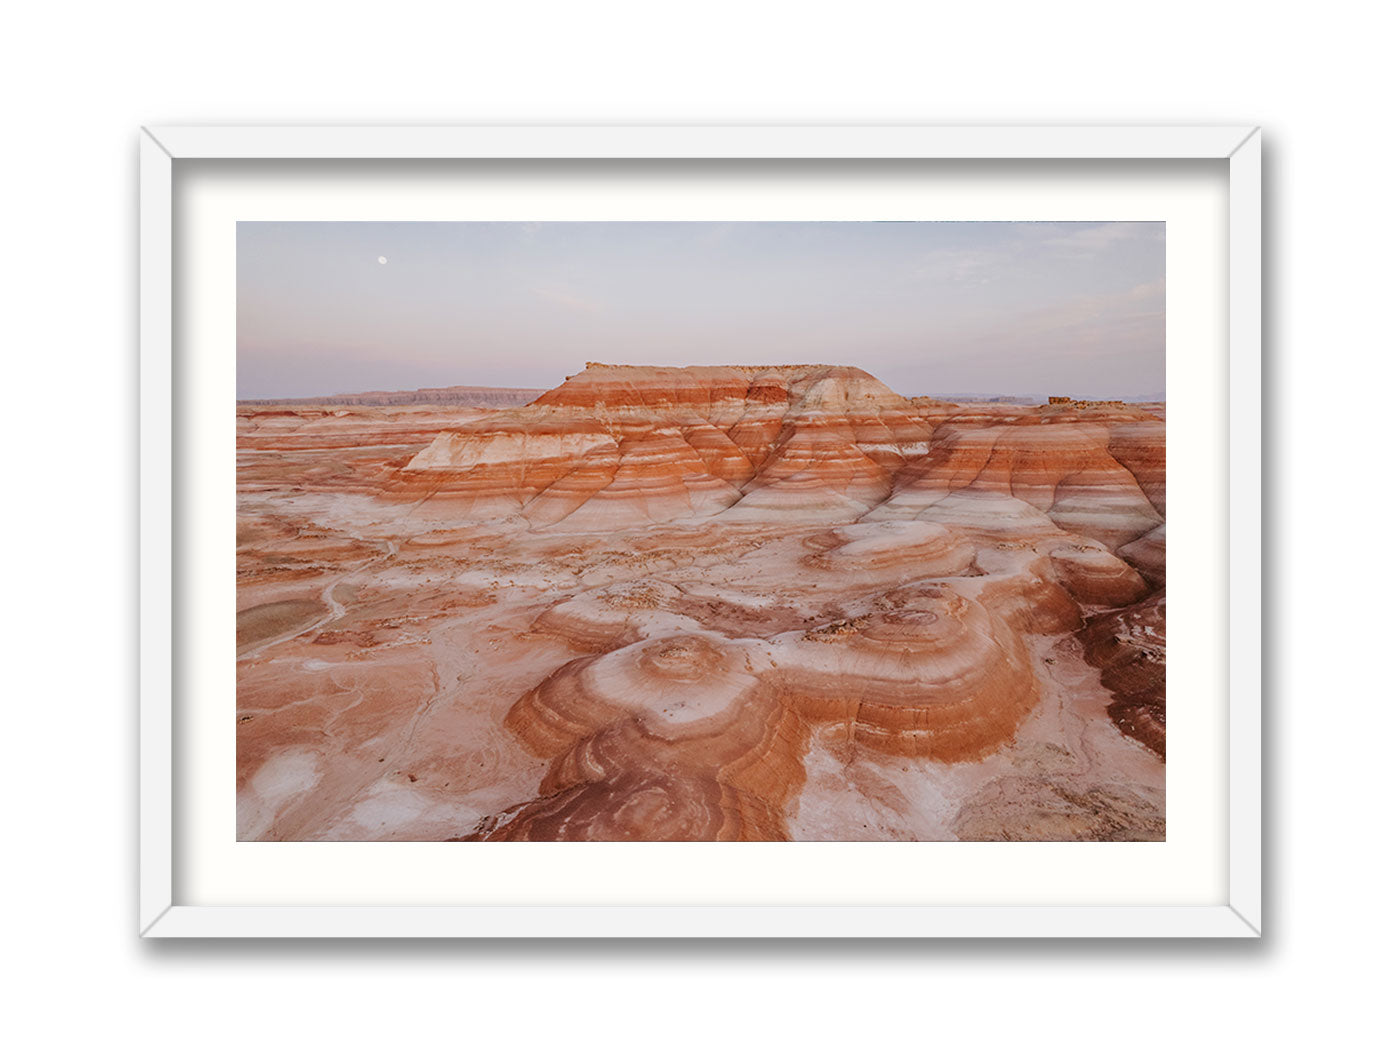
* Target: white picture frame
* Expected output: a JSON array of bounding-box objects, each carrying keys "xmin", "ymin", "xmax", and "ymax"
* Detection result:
[{"xmin": 140, "ymin": 124, "xmax": 1261, "ymax": 939}]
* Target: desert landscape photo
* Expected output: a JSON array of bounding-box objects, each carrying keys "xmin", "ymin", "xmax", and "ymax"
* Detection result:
[{"xmin": 236, "ymin": 221, "xmax": 1166, "ymax": 841}]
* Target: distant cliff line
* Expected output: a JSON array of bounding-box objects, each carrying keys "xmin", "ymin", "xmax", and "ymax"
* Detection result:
[
  {"xmin": 239, "ymin": 368, "xmax": 1164, "ymax": 409},
  {"xmin": 239, "ymin": 385, "xmax": 548, "ymax": 408}
]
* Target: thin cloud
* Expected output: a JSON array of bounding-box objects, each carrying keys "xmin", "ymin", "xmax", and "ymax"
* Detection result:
[
  {"xmin": 1035, "ymin": 222, "xmax": 1164, "ymax": 259},
  {"xmin": 1014, "ymin": 278, "xmax": 1164, "ymax": 340},
  {"xmin": 909, "ymin": 248, "xmax": 1000, "ymax": 284},
  {"xmin": 532, "ymin": 284, "xmax": 603, "ymax": 314},
  {"xmin": 928, "ymin": 277, "xmax": 1164, "ymax": 373}
]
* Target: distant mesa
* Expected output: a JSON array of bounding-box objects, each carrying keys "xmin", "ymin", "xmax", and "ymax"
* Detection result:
[
  {"xmin": 1047, "ymin": 396, "xmax": 1128, "ymax": 409},
  {"xmin": 381, "ymin": 362, "xmax": 1165, "ymax": 550}
]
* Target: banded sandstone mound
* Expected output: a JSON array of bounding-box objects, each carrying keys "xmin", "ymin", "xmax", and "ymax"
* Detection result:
[
  {"xmin": 390, "ymin": 364, "xmax": 1163, "ymax": 536},
  {"xmin": 237, "ymin": 363, "xmax": 1166, "ymax": 841}
]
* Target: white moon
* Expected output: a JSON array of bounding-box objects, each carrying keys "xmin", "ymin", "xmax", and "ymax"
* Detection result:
[{"xmin": 377, "ymin": 256, "xmax": 387, "ymax": 264}]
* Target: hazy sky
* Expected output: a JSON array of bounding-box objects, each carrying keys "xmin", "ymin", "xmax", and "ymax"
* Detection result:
[{"xmin": 237, "ymin": 221, "xmax": 1165, "ymax": 400}]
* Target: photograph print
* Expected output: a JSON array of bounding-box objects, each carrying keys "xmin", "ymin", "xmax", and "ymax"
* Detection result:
[{"xmin": 235, "ymin": 220, "xmax": 1167, "ymax": 842}]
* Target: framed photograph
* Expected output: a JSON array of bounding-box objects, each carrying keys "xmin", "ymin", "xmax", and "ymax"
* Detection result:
[{"xmin": 140, "ymin": 125, "xmax": 1261, "ymax": 938}]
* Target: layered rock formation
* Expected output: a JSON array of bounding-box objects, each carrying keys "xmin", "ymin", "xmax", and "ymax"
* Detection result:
[
  {"xmin": 395, "ymin": 364, "xmax": 936, "ymax": 528},
  {"xmin": 237, "ymin": 363, "xmax": 1167, "ymax": 842},
  {"xmin": 392, "ymin": 364, "xmax": 1162, "ymax": 544},
  {"xmin": 1080, "ymin": 592, "xmax": 1167, "ymax": 757}
]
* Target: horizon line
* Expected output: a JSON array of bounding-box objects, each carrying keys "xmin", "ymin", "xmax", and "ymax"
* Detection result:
[{"xmin": 237, "ymin": 379, "xmax": 1166, "ymax": 405}]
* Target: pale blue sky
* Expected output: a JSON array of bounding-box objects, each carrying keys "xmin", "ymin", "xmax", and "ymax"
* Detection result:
[{"xmin": 237, "ymin": 221, "xmax": 1165, "ymax": 400}]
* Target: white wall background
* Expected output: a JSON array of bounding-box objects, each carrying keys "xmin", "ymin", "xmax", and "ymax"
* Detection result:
[{"xmin": 3, "ymin": 2, "xmax": 1390, "ymax": 1040}]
